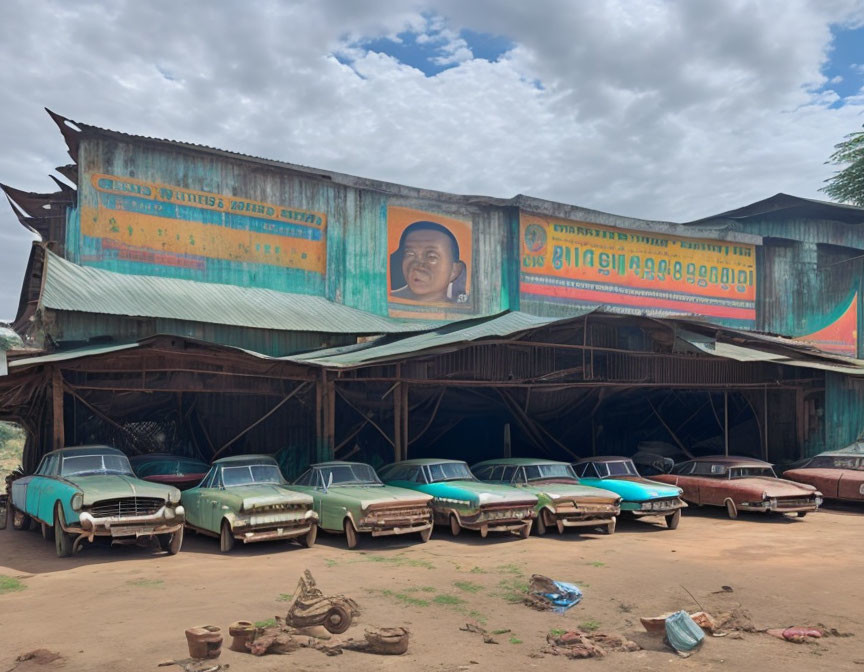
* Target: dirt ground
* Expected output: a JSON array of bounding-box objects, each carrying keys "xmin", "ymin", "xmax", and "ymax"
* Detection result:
[{"xmin": 1, "ymin": 504, "xmax": 863, "ymax": 672}]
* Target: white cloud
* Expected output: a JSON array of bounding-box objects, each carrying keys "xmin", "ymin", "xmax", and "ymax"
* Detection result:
[{"xmin": 1, "ymin": 0, "xmax": 864, "ymax": 318}]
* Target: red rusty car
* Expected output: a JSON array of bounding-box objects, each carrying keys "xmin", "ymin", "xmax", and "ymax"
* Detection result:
[
  {"xmin": 651, "ymin": 456, "xmax": 822, "ymax": 519},
  {"xmin": 782, "ymin": 446, "xmax": 864, "ymax": 502}
]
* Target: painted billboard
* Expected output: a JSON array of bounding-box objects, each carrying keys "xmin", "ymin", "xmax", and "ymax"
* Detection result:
[
  {"xmin": 76, "ymin": 173, "xmax": 327, "ymax": 291},
  {"xmin": 793, "ymin": 292, "xmax": 857, "ymax": 357},
  {"xmin": 387, "ymin": 206, "xmax": 475, "ymax": 319},
  {"xmin": 519, "ymin": 213, "xmax": 757, "ymax": 326}
]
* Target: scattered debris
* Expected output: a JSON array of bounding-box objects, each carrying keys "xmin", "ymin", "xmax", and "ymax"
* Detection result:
[
  {"xmin": 714, "ymin": 608, "xmax": 758, "ymax": 633},
  {"xmin": 158, "ymin": 659, "xmax": 229, "ymax": 672},
  {"xmin": 184, "ymin": 626, "xmax": 222, "ymax": 660},
  {"xmin": 227, "ymin": 621, "xmax": 255, "ymax": 653},
  {"xmin": 524, "ymin": 574, "xmax": 582, "ymax": 612},
  {"xmin": 248, "ymin": 626, "xmax": 301, "ymax": 656},
  {"xmin": 283, "ymin": 570, "xmax": 360, "ymax": 634},
  {"xmin": 816, "ymin": 624, "xmax": 855, "ymax": 638},
  {"xmin": 542, "ymin": 629, "xmax": 640, "ymax": 659},
  {"xmin": 664, "ymin": 611, "xmax": 705, "ymax": 657},
  {"xmin": 711, "ymin": 585, "xmax": 734, "ymax": 594},
  {"xmin": 460, "ymin": 623, "xmax": 500, "ymax": 644},
  {"xmin": 641, "ymin": 610, "xmax": 721, "ymax": 635},
  {"xmin": 6, "ymin": 650, "xmax": 63, "ymax": 671},
  {"xmin": 766, "ymin": 627, "xmax": 823, "ymax": 643}
]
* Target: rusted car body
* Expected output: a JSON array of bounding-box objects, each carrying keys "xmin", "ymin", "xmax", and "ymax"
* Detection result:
[
  {"xmin": 651, "ymin": 456, "xmax": 822, "ymax": 519},
  {"xmin": 782, "ymin": 447, "xmax": 864, "ymax": 501}
]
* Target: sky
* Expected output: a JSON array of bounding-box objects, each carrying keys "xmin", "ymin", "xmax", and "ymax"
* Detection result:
[{"xmin": 1, "ymin": 0, "xmax": 864, "ymax": 319}]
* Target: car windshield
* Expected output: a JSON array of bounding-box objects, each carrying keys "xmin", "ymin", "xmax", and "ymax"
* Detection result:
[
  {"xmin": 318, "ymin": 464, "xmax": 382, "ymax": 486},
  {"xmin": 221, "ymin": 464, "xmax": 284, "ymax": 487},
  {"xmin": 62, "ymin": 454, "xmax": 134, "ymax": 476},
  {"xmin": 427, "ymin": 462, "xmax": 474, "ymax": 482},
  {"xmin": 523, "ymin": 464, "xmax": 577, "ymax": 481},
  {"xmin": 729, "ymin": 466, "xmax": 776, "ymax": 479},
  {"xmin": 595, "ymin": 460, "xmax": 638, "ymax": 478},
  {"xmin": 810, "ymin": 456, "xmax": 864, "ymax": 470}
]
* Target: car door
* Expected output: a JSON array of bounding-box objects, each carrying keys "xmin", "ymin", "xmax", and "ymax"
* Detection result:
[{"xmin": 183, "ymin": 469, "xmax": 214, "ymax": 531}]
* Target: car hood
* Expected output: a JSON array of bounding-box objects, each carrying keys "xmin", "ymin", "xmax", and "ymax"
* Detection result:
[
  {"xmin": 427, "ymin": 480, "xmax": 537, "ymax": 506},
  {"xmin": 69, "ymin": 474, "xmax": 179, "ymax": 505},
  {"xmin": 326, "ymin": 485, "xmax": 432, "ymax": 510},
  {"xmin": 520, "ymin": 482, "xmax": 620, "ymax": 503},
  {"xmin": 582, "ymin": 476, "xmax": 682, "ymax": 501},
  {"xmin": 784, "ymin": 467, "xmax": 864, "ymax": 481},
  {"xmin": 219, "ymin": 485, "xmax": 313, "ymax": 511},
  {"xmin": 741, "ymin": 477, "xmax": 819, "ymax": 496}
]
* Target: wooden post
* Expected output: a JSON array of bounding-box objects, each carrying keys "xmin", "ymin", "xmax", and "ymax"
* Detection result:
[
  {"xmin": 504, "ymin": 423, "xmax": 511, "ymax": 458},
  {"xmin": 52, "ymin": 367, "xmax": 64, "ymax": 451},
  {"xmin": 763, "ymin": 386, "xmax": 769, "ymax": 461},
  {"xmin": 723, "ymin": 390, "xmax": 729, "ymax": 456},
  {"xmin": 401, "ymin": 383, "xmax": 409, "ymax": 461},
  {"xmin": 393, "ymin": 381, "xmax": 403, "ymax": 463},
  {"xmin": 325, "ymin": 374, "xmax": 335, "ymax": 462}
]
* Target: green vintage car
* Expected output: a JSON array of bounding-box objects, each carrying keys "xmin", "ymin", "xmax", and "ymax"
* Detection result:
[
  {"xmin": 182, "ymin": 455, "xmax": 317, "ymax": 552},
  {"xmin": 9, "ymin": 445, "xmax": 185, "ymax": 557},
  {"xmin": 471, "ymin": 458, "xmax": 621, "ymax": 535},
  {"xmin": 379, "ymin": 458, "xmax": 537, "ymax": 538},
  {"xmin": 288, "ymin": 461, "xmax": 433, "ymax": 549}
]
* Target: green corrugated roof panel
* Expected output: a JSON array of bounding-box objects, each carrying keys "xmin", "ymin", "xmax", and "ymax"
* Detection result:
[
  {"xmin": 9, "ymin": 342, "xmax": 141, "ymax": 369},
  {"xmin": 289, "ymin": 310, "xmax": 590, "ymax": 368},
  {"xmin": 40, "ymin": 251, "xmax": 442, "ymax": 335}
]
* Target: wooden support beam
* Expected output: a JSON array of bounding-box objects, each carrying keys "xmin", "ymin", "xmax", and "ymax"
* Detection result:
[
  {"xmin": 393, "ymin": 380, "xmax": 402, "ymax": 463},
  {"xmin": 52, "ymin": 367, "xmax": 64, "ymax": 451}
]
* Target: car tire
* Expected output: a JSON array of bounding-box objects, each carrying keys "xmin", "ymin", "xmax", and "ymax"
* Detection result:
[
  {"xmin": 219, "ymin": 519, "xmax": 235, "ymax": 553},
  {"xmin": 666, "ymin": 509, "xmax": 681, "ymax": 530},
  {"xmin": 323, "ymin": 604, "xmax": 352, "ymax": 634},
  {"xmin": 796, "ymin": 511, "xmax": 807, "ymax": 518},
  {"xmin": 41, "ymin": 521, "xmax": 55, "ymax": 541},
  {"xmin": 535, "ymin": 510, "xmax": 549, "ymax": 536},
  {"xmin": 419, "ymin": 526, "xmax": 432, "ymax": 543},
  {"xmin": 161, "ymin": 527, "xmax": 184, "ymax": 555},
  {"xmin": 602, "ymin": 517, "xmax": 616, "ymax": 535},
  {"xmin": 54, "ymin": 505, "xmax": 74, "ymax": 558},
  {"xmin": 299, "ymin": 523, "xmax": 317, "ymax": 548},
  {"xmin": 344, "ymin": 518, "xmax": 359, "ymax": 549},
  {"xmin": 449, "ymin": 514, "xmax": 461, "ymax": 537},
  {"xmin": 12, "ymin": 506, "xmax": 31, "ymax": 532},
  {"xmin": 518, "ymin": 520, "xmax": 532, "ymax": 539},
  {"xmin": 725, "ymin": 499, "xmax": 738, "ymax": 520}
]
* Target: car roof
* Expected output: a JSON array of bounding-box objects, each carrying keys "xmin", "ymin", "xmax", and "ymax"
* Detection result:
[
  {"xmin": 684, "ymin": 455, "xmax": 772, "ymax": 467},
  {"xmin": 385, "ymin": 458, "xmax": 466, "ymax": 466},
  {"xmin": 213, "ymin": 454, "xmax": 278, "ymax": 465},
  {"xmin": 310, "ymin": 461, "xmax": 372, "ymax": 468},
  {"xmin": 45, "ymin": 445, "xmax": 125, "ymax": 458},
  {"xmin": 574, "ymin": 456, "xmax": 630, "ymax": 463},
  {"xmin": 130, "ymin": 453, "xmax": 208, "ymax": 464},
  {"xmin": 472, "ymin": 458, "xmax": 570, "ymax": 467}
]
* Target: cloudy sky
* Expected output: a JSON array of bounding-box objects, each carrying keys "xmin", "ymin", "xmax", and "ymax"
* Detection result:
[{"xmin": 1, "ymin": 0, "xmax": 864, "ymax": 319}]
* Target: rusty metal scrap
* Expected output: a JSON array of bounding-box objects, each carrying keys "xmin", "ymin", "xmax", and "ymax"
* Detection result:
[{"xmin": 283, "ymin": 570, "xmax": 360, "ymax": 635}]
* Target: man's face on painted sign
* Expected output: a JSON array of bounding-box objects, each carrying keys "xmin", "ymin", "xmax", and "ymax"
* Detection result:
[{"xmin": 400, "ymin": 228, "xmax": 461, "ymax": 302}]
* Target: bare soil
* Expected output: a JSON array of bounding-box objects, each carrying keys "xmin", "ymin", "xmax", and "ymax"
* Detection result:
[{"xmin": 1, "ymin": 504, "xmax": 862, "ymax": 671}]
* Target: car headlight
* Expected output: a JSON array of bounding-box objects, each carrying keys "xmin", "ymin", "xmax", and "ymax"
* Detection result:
[
  {"xmin": 71, "ymin": 493, "xmax": 83, "ymax": 511},
  {"xmin": 167, "ymin": 489, "xmax": 181, "ymax": 505}
]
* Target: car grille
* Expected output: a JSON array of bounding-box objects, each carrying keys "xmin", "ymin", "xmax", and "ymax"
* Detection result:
[
  {"xmin": 89, "ymin": 497, "xmax": 165, "ymax": 518},
  {"xmin": 364, "ymin": 505, "xmax": 430, "ymax": 523},
  {"xmin": 774, "ymin": 498, "xmax": 814, "ymax": 509}
]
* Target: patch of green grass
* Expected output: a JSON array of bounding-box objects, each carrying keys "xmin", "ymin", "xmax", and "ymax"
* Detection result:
[
  {"xmin": 469, "ymin": 566, "xmax": 488, "ymax": 574},
  {"xmin": 277, "ymin": 593, "xmax": 294, "ymax": 602},
  {"xmin": 324, "ymin": 558, "xmax": 338, "ymax": 568},
  {"xmin": 495, "ymin": 563, "xmax": 524, "ymax": 575},
  {"xmin": 493, "ymin": 577, "xmax": 528, "ymax": 604},
  {"xmin": 357, "ymin": 554, "xmax": 435, "ymax": 569},
  {"xmin": 580, "ymin": 619, "xmax": 601, "ymax": 632},
  {"xmin": 0, "ymin": 575, "xmax": 26, "ymax": 594},
  {"xmin": 548, "ymin": 629, "xmax": 567, "ymax": 637},
  {"xmin": 453, "ymin": 580, "xmax": 484, "ymax": 593},
  {"xmin": 468, "ymin": 610, "xmax": 487, "ymax": 624},
  {"xmin": 491, "ymin": 629, "xmax": 511, "ymax": 635},
  {"xmin": 419, "ymin": 586, "xmax": 437, "ymax": 593},
  {"xmin": 126, "ymin": 578, "xmax": 164, "ymax": 589},
  {"xmin": 509, "ymin": 636, "xmax": 523, "ymax": 644},
  {"xmin": 588, "ymin": 561, "xmax": 605, "ymax": 568},
  {"xmin": 377, "ymin": 589, "xmax": 430, "ymax": 608},
  {"xmin": 255, "ymin": 618, "xmax": 277, "ymax": 628},
  {"xmin": 433, "ymin": 594, "xmax": 464, "ymax": 606}
]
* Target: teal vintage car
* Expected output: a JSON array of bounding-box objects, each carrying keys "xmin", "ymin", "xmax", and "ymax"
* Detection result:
[
  {"xmin": 379, "ymin": 458, "xmax": 537, "ymax": 538},
  {"xmin": 9, "ymin": 445, "xmax": 185, "ymax": 557},
  {"xmin": 182, "ymin": 455, "xmax": 317, "ymax": 552},
  {"xmin": 574, "ymin": 456, "xmax": 687, "ymax": 529},
  {"xmin": 472, "ymin": 458, "xmax": 621, "ymax": 535},
  {"xmin": 288, "ymin": 461, "xmax": 433, "ymax": 549}
]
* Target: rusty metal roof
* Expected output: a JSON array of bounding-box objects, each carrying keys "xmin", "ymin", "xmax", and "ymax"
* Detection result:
[
  {"xmin": 39, "ymin": 250, "xmax": 441, "ymax": 335},
  {"xmin": 688, "ymin": 193, "xmax": 864, "ymax": 226}
]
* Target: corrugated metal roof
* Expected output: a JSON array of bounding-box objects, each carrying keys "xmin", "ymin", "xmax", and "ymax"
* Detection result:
[
  {"xmin": 39, "ymin": 251, "xmax": 442, "ymax": 335},
  {"xmin": 8, "ymin": 342, "xmax": 140, "ymax": 370},
  {"xmin": 688, "ymin": 193, "xmax": 864, "ymax": 226},
  {"xmin": 288, "ymin": 310, "xmax": 585, "ymax": 368}
]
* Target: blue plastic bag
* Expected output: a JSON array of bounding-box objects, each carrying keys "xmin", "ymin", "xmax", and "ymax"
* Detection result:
[
  {"xmin": 536, "ymin": 580, "xmax": 582, "ymax": 613},
  {"xmin": 665, "ymin": 610, "xmax": 705, "ymax": 652}
]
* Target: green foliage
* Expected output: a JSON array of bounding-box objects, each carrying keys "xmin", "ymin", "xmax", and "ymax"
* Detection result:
[
  {"xmin": 493, "ymin": 577, "xmax": 529, "ymax": 603},
  {"xmin": 376, "ymin": 589, "xmax": 430, "ymax": 608},
  {"xmin": 548, "ymin": 628, "xmax": 567, "ymax": 637},
  {"xmin": 255, "ymin": 618, "xmax": 277, "ymax": 628},
  {"xmin": 453, "ymin": 580, "xmax": 484, "ymax": 593},
  {"xmin": 432, "ymin": 594, "xmax": 464, "ymax": 606},
  {"xmin": 821, "ymin": 125, "xmax": 864, "ymax": 206},
  {"xmin": 0, "ymin": 422, "xmax": 24, "ymax": 444},
  {"xmin": 580, "ymin": 619, "xmax": 601, "ymax": 632},
  {"xmin": 0, "ymin": 575, "xmax": 26, "ymax": 594},
  {"xmin": 508, "ymin": 636, "xmax": 523, "ymax": 644}
]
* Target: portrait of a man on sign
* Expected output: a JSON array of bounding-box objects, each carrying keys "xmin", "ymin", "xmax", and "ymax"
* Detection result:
[{"xmin": 387, "ymin": 207, "xmax": 473, "ymax": 315}]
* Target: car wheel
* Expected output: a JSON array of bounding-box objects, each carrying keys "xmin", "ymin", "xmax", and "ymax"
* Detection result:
[
  {"xmin": 219, "ymin": 519, "xmax": 235, "ymax": 553},
  {"xmin": 666, "ymin": 509, "xmax": 681, "ymax": 530},
  {"xmin": 323, "ymin": 604, "xmax": 352, "ymax": 634},
  {"xmin": 449, "ymin": 514, "xmax": 461, "ymax": 537},
  {"xmin": 725, "ymin": 499, "xmax": 738, "ymax": 520},
  {"xmin": 299, "ymin": 523, "xmax": 317, "ymax": 548},
  {"xmin": 419, "ymin": 526, "xmax": 432, "ymax": 543},
  {"xmin": 535, "ymin": 510, "xmax": 548, "ymax": 536},
  {"xmin": 518, "ymin": 520, "xmax": 532, "ymax": 539},
  {"xmin": 796, "ymin": 511, "xmax": 807, "ymax": 518},
  {"xmin": 161, "ymin": 527, "xmax": 184, "ymax": 555},
  {"xmin": 344, "ymin": 518, "xmax": 359, "ymax": 549},
  {"xmin": 12, "ymin": 506, "xmax": 31, "ymax": 532},
  {"xmin": 54, "ymin": 505, "xmax": 74, "ymax": 558},
  {"xmin": 604, "ymin": 518, "xmax": 616, "ymax": 535}
]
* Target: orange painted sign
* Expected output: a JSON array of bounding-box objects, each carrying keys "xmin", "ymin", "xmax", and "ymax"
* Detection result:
[
  {"xmin": 795, "ymin": 293, "xmax": 858, "ymax": 357},
  {"xmin": 520, "ymin": 213, "xmax": 757, "ymax": 325}
]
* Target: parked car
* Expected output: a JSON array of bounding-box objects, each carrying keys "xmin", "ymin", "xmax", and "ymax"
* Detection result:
[
  {"xmin": 471, "ymin": 458, "xmax": 620, "ymax": 535},
  {"xmin": 573, "ymin": 456, "xmax": 687, "ymax": 529},
  {"xmin": 379, "ymin": 458, "xmax": 537, "ymax": 538},
  {"xmin": 782, "ymin": 445, "xmax": 864, "ymax": 501},
  {"xmin": 182, "ymin": 455, "xmax": 317, "ymax": 552},
  {"xmin": 9, "ymin": 445, "xmax": 185, "ymax": 557},
  {"xmin": 651, "ymin": 456, "xmax": 822, "ymax": 519},
  {"xmin": 288, "ymin": 461, "xmax": 433, "ymax": 549},
  {"xmin": 130, "ymin": 454, "xmax": 210, "ymax": 490}
]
